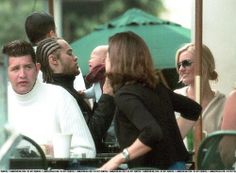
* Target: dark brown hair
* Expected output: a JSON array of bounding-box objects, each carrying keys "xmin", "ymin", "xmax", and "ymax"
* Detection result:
[
  {"xmin": 36, "ymin": 37, "xmax": 61, "ymax": 82},
  {"xmin": 107, "ymin": 31, "xmax": 159, "ymax": 92},
  {"xmin": 25, "ymin": 12, "xmax": 55, "ymax": 46},
  {"xmin": 2, "ymin": 40, "xmax": 36, "ymax": 63}
]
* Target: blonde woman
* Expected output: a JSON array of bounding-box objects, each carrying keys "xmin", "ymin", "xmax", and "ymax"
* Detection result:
[{"xmin": 174, "ymin": 43, "xmax": 226, "ymax": 150}]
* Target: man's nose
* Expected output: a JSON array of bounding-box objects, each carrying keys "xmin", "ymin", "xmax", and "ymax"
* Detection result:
[{"xmin": 19, "ymin": 68, "xmax": 26, "ymax": 77}]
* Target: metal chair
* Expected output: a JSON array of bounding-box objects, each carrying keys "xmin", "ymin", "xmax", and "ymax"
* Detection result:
[
  {"xmin": 197, "ymin": 130, "xmax": 236, "ymax": 170},
  {"xmin": 9, "ymin": 135, "xmax": 48, "ymax": 170}
]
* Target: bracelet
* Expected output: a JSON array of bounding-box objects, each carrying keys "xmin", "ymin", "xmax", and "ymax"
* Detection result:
[{"xmin": 121, "ymin": 148, "xmax": 130, "ymax": 162}]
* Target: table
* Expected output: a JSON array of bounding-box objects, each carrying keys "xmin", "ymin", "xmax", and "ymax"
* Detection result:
[{"xmin": 9, "ymin": 157, "xmax": 111, "ymax": 170}]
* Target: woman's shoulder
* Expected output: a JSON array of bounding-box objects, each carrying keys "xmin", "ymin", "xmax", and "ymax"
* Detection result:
[
  {"xmin": 229, "ymin": 89, "xmax": 236, "ymax": 97},
  {"xmin": 119, "ymin": 83, "xmax": 157, "ymax": 92},
  {"xmin": 226, "ymin": 89, "xmax": 236, "ymax": 103},
  {"xmin": 213, "ymin": 90, "xmax": 226, "ymax": 101},
  {"xmin": 116, "ymin": 83, "xmax": 152, "ymax": 97},
  {"xmin": 117, "ymin": 83, "xmax": 169, "ymax": 98}
]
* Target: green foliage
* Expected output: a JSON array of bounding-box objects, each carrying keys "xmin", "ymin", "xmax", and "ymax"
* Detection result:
[
  {"xmin": 0, "ymin": 0, "xmax": 165, "ymax": 48},
  {"xmin": 0, "ymin": 0, "xmax": 45, "ymax": 49},
  {"xmin": 63, "ymin": 0, "xmax": 166, "ymax": 43}
]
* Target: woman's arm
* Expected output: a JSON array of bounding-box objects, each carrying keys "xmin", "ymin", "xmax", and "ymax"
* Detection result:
[
  {"xmin": 221, "ymin": 90, "xmax": 236, "ymax": 130},
  {"xmin": 169, "ymin": 88, "xmax": 202, "ymax": 121},
  {"xmin": 169, "ymin": 86, "xmax": 202, "ymax": 138},
  {"xmin": 115, "ymin": 90, "xmax": 163, "ymax": 145},
  {"xmin": 177, "ymin": 117, "xmax": 196, "ymax": 138},
  {"xmin": 98, "ymin": 138, "xmax": 151, "ymax": 170}
]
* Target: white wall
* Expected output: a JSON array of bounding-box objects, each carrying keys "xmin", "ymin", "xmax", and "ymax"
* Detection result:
[
  {"xmin": 162, "ymin": 0, "xmax": 236, "ymax": 95},
  {"xmin": 53, "ymin": 0, "xmax": 63, "ymax": 37},
  {"xmin": 161, "ymin": 0, "xmax": 193, "ymax": 29},
  {"xmin": 202, "ymin": 0, "xmax": 236, "ymax": 95}
]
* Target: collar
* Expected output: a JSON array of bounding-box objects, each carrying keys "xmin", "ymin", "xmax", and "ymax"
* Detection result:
[
  {"xmin": 51, "ymin": 74, "xmax": 76, "ymax": 89},
  {"xmin": 9, "ymin": 79, "xmax": 42, "ymax": 103}
]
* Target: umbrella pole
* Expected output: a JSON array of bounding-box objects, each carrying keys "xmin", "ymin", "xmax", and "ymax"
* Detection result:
[
  {"xmin": 48, "ymin": 0, "xmax": 54, "ymax": 16},
  {"xmin": 193, "ymin": 0, "xmax": 203, "ymax": 169}
]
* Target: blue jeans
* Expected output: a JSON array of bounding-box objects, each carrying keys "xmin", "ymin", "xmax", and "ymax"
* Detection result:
[{"xmin": 168, "ymin": 161, "xmax": 186, "ymax": 170}]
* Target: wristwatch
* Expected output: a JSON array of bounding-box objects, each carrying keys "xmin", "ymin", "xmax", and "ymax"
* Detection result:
[{"xmin": 121, "ymin": 148, "xmax": 130, "ymax": 162}]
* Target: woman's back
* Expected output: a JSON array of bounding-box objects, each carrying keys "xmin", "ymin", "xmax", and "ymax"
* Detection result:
[{"xmin": 114, "ymin": 83, "xmax": 200, "ymax": 169}]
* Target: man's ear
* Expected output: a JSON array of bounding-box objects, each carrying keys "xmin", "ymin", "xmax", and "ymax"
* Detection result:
[
  {"xmin": 48, "ymin": 54, "xmax": 58, "ymax": 66},
  {"xmin": 35, "ymin": 63, "xmax": 41, "ymax": 74}
]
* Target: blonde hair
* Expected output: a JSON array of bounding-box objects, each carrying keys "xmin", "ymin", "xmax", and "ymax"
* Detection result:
[{"xmin": 175, "ymin": 43, "xmax": 218, "ymax": 81}]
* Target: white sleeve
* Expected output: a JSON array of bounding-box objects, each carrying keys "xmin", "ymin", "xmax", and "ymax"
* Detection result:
[
  {"xmin": 83, "ymin": 84, "xmax": 95, "ymax": 99},
  {"xmin": 57, "ymin": 89, "xmax": 96, "ymax": 158}
]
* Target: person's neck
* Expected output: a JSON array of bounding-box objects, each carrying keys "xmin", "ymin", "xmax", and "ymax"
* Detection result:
[
  {"xmin": 186, "ymin": 84, "xmax": 195, "ymax": 100},
  {"xmin": 187, "ymin": 82, "xmax": 215, "ymax": 110}
]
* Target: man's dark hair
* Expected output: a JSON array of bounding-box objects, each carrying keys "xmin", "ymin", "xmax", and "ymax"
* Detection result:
[
  {"xmin": 25, "ymin": 12, "xmax": 55, "ymax": 46},
  {"xmin": 36, "ymin": 37, "xmax": 61, "ymax": 82},
  {"xmin": 2, "ymin": 40, "xmax": 36, "ymax": 64}
]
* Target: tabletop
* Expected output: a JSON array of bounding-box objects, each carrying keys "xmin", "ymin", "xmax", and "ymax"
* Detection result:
[{"xmin": 9, "ymin": 156, "xmax": 112, "ymax": 170}]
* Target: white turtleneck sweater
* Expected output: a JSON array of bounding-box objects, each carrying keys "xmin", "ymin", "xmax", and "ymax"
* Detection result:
[{"xmin": 8, "ymin": 80, "xmax": 96, "ymax": 158}]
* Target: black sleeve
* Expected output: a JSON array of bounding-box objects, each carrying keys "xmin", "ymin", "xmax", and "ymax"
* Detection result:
[
  {"xmin": 165, "ymin": 87, "xmax": 202, "ymax": 121},
  {"xmin": 87, "ymin": 94, "xmax": 115, "ymax": 150},
  {"xmin": 115, "ymin": 92, "xmax": 163, "ymax": 148}
]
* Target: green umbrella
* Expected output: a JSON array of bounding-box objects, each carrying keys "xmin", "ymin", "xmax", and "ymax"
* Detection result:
[{"xmin": 71, "ymin": 8, "xmax": 190, "ymax": 75}]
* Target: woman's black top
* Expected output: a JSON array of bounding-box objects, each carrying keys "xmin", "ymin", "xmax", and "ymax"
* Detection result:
[{"xmin": 114, "ymin": 83, "xmax": 202, "ymax": 169}]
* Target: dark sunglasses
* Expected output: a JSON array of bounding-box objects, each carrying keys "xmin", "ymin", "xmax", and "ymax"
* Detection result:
[{"xmin": 177, "ymin": 59, "xmax": 193, "ymax": 69}]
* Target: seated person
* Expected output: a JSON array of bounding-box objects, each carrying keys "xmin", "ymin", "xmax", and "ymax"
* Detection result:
[
  {"xmin": 99, "ymin": 32, "xmax": 202, "ymax": 170},
  {"xmin": 3, "ymin": 40, "xmax": 96, "ymax": 158},
  {"xmin": 174, "ymin": 43, "xmax": 226, "ymax": 151},
  {"xmin": 36, "ymin": 37, "xmax": 115, "ymax": 152},
  {"xmin": 219, "ymin": 88, "xmax": 236, "ymax": 168}
]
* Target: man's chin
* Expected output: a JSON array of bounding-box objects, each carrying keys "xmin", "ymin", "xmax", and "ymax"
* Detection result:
[
  {"xmin": 75, "ymin": 70, "xmax": 80, "ymax": 76},
  {"xmin": 16, "ymin": 89, "xmax": 31, "ymax": 95}
]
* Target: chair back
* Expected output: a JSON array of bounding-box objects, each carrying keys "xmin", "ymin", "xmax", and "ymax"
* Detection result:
[
  {"xmin": 197, "ymin": 130, "xmax": 236, "ymax": 170},
  {"xmin": 9, "ymin": 135, "xmax": 47, "ymax": 170}
]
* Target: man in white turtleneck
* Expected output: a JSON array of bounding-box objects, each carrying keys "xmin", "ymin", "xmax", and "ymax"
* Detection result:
[{"xmin": 3, "ymin": 40, "xmax": 96, "ymax": 158}]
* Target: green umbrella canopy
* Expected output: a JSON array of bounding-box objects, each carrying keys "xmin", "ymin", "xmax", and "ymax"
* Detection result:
[{"xmin": 71, "ymin": 8, "xmax": 191, "ymax": 75}]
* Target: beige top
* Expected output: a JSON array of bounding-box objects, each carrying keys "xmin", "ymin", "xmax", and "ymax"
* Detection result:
[{"xmin": 175, "ymin": 86, "xmax": 226, "ymax": 134}]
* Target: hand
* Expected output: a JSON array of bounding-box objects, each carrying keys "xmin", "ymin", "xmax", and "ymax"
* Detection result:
[
  {"xmin": 97, "ymin": 155, "xmax": 122, "ymax": 171},
  {"xmin": 40, "ymin": 143, "xmax": 53, "ymax": 157},
  {"xmin": 103, "ymin": 77, "xmax": 114, "ymax": 96},
  {"xmin": 77, "ymin": 90, "xmax": 85, "ymax": 96}
]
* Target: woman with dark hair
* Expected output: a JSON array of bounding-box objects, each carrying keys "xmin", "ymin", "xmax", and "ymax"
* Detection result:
[{"xmin": 98, "ymin": 31, "xmax": 202, "ymax": 170}]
